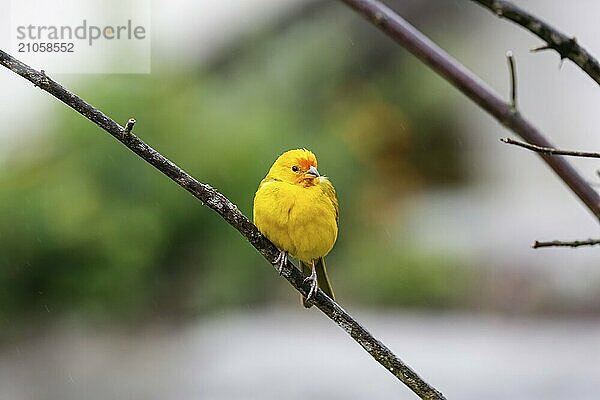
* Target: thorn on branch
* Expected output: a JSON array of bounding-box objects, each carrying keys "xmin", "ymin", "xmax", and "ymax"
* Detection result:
[
  {"xmin": 530, "ymin": 44, "xmax": 553, "ymax": 53},
  {"xmin": 531, "ymin": 40, "xmax": 572, "ymax": 67},
  {"xmin": 569, "ymin": 36, "xmax": 579, "ymax": 47},
  {"xmin": 506, "ymin": 51, "xmax": 517, "ymax": 112},
  {"xmin": 500, "ymin": 138, "xmax": 600, "ymax": 159},
  {"xmin": 124, "ymin": 118, "xmax": 136, "ymax": 135},
  {"xmin": 530, "ymin": 43, "xmax": 567, "ymax": 69},
  {"xmin": 533, "ymin": 239, "xmax": 600, "ymax": 248}
]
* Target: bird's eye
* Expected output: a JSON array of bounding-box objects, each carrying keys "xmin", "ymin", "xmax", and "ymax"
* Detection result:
[{"xmin": 291, "ymin": 165, "xmax": 299, "ymax": 172}]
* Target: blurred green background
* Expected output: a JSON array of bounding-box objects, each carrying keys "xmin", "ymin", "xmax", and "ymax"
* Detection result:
[{"xmin": 0, "ymin": 2, "xmax": 475, "ymax": 333}]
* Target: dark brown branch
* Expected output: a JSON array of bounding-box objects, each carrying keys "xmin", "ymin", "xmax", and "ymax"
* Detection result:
[
  {"xmin": 0, "ymin": 49, "xmax": 445, "ymax": 400},
  {"xmin": 501, "ymin": 138, "xmax": 600, "ymax": 158},
  {"xmin": 338, "ymin": 0, "xmax": 600, "ymax": 222},
  {"xmin": 533, "ymin": 239, "xmax": 600, "ymax": 249},
  {"xmin": 471, "ymin": 0, "xmax": 600, "ymax": 86}
]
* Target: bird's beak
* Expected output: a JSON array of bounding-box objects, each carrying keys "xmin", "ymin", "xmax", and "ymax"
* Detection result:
[{"xmin": 305, "ymin": 165, "xmax": 320, "ymax": 178}]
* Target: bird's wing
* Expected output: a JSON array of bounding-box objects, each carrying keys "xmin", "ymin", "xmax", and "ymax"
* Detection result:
[
  {"xmin": 257, "ymin": 176, "xmax": 281, "ymax": 190},
  {"xmin": 320, "ymin": 177, "xmax": 339, "ymax": 226}
]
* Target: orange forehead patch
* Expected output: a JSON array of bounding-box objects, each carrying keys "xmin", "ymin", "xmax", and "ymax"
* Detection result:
[{"xmin": 297, "ymin": 155, "xmax": 317, "ymax": 171}]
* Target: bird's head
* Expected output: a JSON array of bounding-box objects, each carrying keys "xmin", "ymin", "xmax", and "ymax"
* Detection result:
[{"xmin": 267, "ymin": 148, "xmax": 321, "ymax": 187}]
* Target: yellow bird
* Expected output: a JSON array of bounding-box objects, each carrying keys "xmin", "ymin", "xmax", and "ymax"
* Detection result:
[{"xmin": 253, "ymin": 149, "xmax": 339, "ymax": 307}]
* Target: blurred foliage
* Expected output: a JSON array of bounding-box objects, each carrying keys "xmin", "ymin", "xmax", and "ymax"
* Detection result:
[{"xmin": 0, "ymin": 3, "xmax": 473, "ymax": 331}]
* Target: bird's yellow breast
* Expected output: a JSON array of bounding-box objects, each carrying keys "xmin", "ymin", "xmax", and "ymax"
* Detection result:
[{"xmin": 253, "ymin": 178, "xmax": 338, "ymax": 263}]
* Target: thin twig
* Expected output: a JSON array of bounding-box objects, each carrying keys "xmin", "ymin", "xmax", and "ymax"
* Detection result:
[
  {"xmin": 338, "ymin": 0, "xmax": 600, "ymax": 221},
  {"xmin": 0, "ymin": 49, "xmax": 445, "ymax": 400},
  {"xmin": 533, "ymin": 239, "xmax": 600, "ymax": 249},
  {"xmin": 124, "ymin": 118, "xmax": 136, "ymax": 135},
  {"xmin": 470, "ymin": 0, "xmax": 600, "ymax": 86},
  {"xmin": 501, "ymin": 138, "xmax": 600, "ymax": 158},
  {"xmin": 506, "ymin": 51, "xmax": 517, "ymax": 111}
]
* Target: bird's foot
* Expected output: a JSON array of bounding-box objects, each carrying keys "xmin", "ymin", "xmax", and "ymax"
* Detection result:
[
  {"xmin": 303, "ymin": 266, "xmax": 318, "ymax": 301},
  {"xmin": 273, "ymin": 250, "xmax": 288, "ymax": 276}
]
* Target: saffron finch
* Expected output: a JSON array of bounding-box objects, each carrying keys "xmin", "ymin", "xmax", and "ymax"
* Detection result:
[{"xmin": 253, "ymin": 149, "xmax": 339, "ymax": 307}]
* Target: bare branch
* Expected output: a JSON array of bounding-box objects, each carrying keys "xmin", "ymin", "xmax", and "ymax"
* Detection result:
[
  {"xmin": 506, "ymin": 51, "xmax": 517, "ymax": 111},
  {"xmin": 470, "ymin": 0, "xmax": 600, "ymax": 86},
  {"xmin": 0, "ymin": 49, "xmax": 446, "ymax": 400},
  {"xmin": 338, "ymin": 0, "xmax": 600, "ymax": 221},
  {"xmin": 533, "ymin": 239, "xmax": 600, "ymax": 249},
  {"xmin": 501, "ymin": 138, "xmax": 600, "ymax": 158}
]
